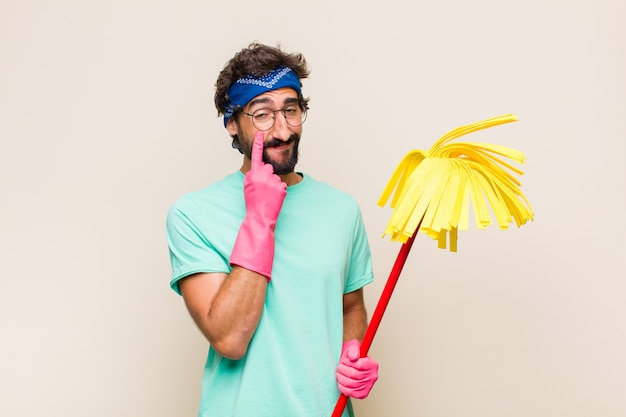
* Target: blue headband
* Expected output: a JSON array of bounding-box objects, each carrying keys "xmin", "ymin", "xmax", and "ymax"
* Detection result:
[{"xmin": 223, "ymin": 66, "xmax": 301, "ymax": 126}]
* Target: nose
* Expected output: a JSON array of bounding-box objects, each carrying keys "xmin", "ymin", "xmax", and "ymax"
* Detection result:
[{"xmin": 269, "ymin": 111, "xmax": 292, "ymax": 141}]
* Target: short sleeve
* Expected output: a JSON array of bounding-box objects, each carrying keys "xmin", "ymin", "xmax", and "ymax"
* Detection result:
[
  {"xmin": 344, "ymin": 206, "xmax": 375, "ymax": 293},
  {"xmin": 166, "ymin": 198, "xmax": 230, "ymax": 295}
]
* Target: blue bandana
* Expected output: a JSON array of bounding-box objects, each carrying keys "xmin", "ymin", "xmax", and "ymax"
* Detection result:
[{"xmin": 223, "ymin": 66, "xmax": 301, "ymax": 126}]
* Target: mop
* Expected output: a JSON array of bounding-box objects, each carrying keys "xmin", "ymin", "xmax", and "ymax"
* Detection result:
[{"xmin": 332, "ymin": 113, "xmax": 534, "ymax": 416}]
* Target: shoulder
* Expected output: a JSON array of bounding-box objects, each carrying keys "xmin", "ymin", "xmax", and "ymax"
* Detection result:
[
  {"xmin": 292, "ymin": 174, "xmax": 363, "ymax": 223},
  {"xmin": 299, "ymin": 174, "xmax": 359, "ymax": 206},
  {"xmin": 167, "ymin": 172, "xmax": 243, "ymax": 220}
]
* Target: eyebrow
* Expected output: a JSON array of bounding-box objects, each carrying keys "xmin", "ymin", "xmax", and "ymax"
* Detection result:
[{"xmin": 247, "ymin": 96, "xmax": 299, "ymax": 109}]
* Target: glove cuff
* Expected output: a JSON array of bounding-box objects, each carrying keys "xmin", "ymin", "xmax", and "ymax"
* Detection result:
[{"xmin": 229, "ymin": 215, "xmax": 275, "ymax": 282}]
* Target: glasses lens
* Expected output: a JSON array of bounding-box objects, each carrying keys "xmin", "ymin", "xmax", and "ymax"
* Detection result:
[
  {"xmin": 285, "ymin": 107, "xmax": 307, "ymax": 127},
  {"xmin": 252, "ymin": 109, "xmax": 274, "ymax": 131}
]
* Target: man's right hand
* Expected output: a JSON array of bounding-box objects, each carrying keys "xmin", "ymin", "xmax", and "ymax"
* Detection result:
[{"xmin": 230, "ymin": 131, "xmax": 287, "ymax": 281}]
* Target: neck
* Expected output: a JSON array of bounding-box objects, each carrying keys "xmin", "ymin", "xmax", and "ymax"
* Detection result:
[{"xmin": 281, "ymin": 172, "xmax": 302, "ymax": 186}]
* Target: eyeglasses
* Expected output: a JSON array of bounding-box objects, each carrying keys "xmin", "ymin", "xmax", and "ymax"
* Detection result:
[{"xmin": 241, "ymin": 105, "xmax": 308, "ymax": 131}]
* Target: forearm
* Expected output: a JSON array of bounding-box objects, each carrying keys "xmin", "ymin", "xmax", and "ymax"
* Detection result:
[
  {"xmin": 342, "ymin": 300, "xmax": 368, "ymax": 342},
  {"xmin": 182, "ymin": 268, "xmax": 267, "ymax": 360},
  {"xmin": 207, "ymin": 268, "xmax": 267, "ymax": 358}
]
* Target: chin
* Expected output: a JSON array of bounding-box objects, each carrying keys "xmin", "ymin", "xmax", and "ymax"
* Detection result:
[
  {"xmin": 265, "ymin": 144, "xmax": 299, "ymax": 175},
  {"xmin": 271, "ymin": 162, "xmax": 297, "ymax": 176}
]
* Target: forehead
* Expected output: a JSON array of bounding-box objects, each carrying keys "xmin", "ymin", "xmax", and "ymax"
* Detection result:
[{"xmin": 245, "ymin": 87, "xmax": 299, "ymax": 109}]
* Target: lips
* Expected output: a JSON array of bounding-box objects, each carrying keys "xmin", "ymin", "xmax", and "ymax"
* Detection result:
[
  {"xmin": 263, "ymin": 133, "xmax": 299, "ymax": 149},
  {"xmin": 265, "ymin": 138, "xmax": 294, "ymax": 149},
  {"xmin": 267, "ymin": 143, "xmax": 291, "ymax": 151}
]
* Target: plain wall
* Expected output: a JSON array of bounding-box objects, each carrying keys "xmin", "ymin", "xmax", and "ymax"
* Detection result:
[{"xmin": 1, "ymin": 1, "xmax": 625, "ymax": 416}]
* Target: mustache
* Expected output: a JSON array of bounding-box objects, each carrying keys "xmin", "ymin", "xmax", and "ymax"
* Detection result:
[{"xmin": 264, "ymin": 133, "xmax": 300, "ymax": 148}]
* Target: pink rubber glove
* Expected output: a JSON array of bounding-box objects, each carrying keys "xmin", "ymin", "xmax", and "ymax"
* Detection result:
[
  {"xmin": 336, "ymin": 339, "xmax": 379, "ymax": 399},
  {"xmin": 229, "ymin": 131, "xmax": 287, "ymax": 282}
]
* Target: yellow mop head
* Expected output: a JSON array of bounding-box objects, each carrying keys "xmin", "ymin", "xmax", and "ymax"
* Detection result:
[{"xmin": 378, "ymin": 114, "xmax": 534, "ymax": 251}]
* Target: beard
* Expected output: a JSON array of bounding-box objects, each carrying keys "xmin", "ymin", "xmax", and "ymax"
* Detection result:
[{"xmin": 242, "ymin": 133, "xmax": 300, "ymax": 175}]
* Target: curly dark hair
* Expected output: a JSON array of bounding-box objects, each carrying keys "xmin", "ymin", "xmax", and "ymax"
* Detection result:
[{"xmin": 214, "ymin": 42, "xmax": 311, "ymax": 116}]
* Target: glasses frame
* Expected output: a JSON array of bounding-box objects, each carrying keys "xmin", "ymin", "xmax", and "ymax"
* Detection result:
[{"xmin": 241, "ymin": 104, "xmax": 308, "ymax": 132}]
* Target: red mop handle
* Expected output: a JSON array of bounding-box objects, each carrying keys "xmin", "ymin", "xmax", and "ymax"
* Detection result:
[{"xmin": 331, "ymin": 230, "xmax": 418, "ymax": 417}]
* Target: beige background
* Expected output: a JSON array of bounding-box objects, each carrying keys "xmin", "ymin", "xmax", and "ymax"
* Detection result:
[{"xmin": 1, "ymin": 1, "xmax": 625, "ymax": 416}]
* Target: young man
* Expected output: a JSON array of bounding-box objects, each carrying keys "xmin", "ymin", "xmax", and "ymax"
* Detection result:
[{"xmin": 166, "ymin": 42, "xmax": 378, "ymax": 417}]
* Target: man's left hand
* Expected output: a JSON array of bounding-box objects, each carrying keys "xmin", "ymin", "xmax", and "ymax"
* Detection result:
[{"xmin": 336, "ymin": 339, "xmax": 379, "ymax": 399}]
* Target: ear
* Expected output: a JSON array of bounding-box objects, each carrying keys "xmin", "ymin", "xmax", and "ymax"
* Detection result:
[{"xmin": 226, "ymin": 117, "xmax": 239, "ymax": 136}]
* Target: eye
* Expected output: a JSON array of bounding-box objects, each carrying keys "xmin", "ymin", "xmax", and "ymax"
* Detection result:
[
  {"xmin": 253, "ymin": 109, "xmax": 273, "ymax": 121},
  {"xmin": 283, "ymin": 107, "xmax": 298, "ymax": 115}
]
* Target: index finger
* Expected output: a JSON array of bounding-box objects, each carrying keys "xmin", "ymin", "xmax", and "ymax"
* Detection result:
[{"xmin": 250, "ymin": 131, "xmax": 264, "ymax": 170}]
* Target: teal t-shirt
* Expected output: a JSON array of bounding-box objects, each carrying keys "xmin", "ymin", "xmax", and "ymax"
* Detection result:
[{"xmin": 166, "ymin": 171, "xmax": 374, "ymax": 417}]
